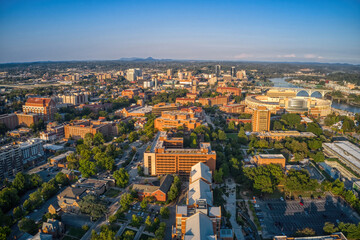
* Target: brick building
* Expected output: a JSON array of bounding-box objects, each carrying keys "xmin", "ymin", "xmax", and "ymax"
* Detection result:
[
  {"xmin": 253, "ymin": 154, "xmax": 286, "ymax": 168},
  {"xmin": 23, "ymin": 97, "xmax": 56, "ymax": 122},
  {"xmin": 176, "ymin": 98, "xmax": 196, "ymax": 105},
  {"xmin": 64, "ymin": 119, "xmax": 118, "ymax": 139},
  {"xmin": 121, "ymin": 88, "xmax": 140, "ymax": 99},
  {"xmin": 0, "ymin": 113, "xmax": 18, "ymax": 130},
  {"xmin": 216, "ymin": 87, "xmax": 242, "ymax": 96},
  {"xmin": 219, "ymin": 104, "xmax": 246, "ymax": 114},
  {"xmin": 154, "ymin": 108, "xmax": 203, "ymax": 131},
  {"xmin": 132, "ymin": 175, "xmax": 174, "ymax": 202},
  {"xmin": 152, "ymin": 102, "xmax": 178, "ymax": 115},
  {"xmin": 144, "ymin": 132, "xmax": 216, "ymax": 176}
]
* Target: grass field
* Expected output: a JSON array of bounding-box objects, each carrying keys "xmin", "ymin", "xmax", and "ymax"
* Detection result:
[
  {"xmin": 63, "ymin": 227, "xmax": 87, "ymax": 240},
  {"xmin": 105, "ymin": 188, "xmax": 121, "ymax": 198},
  {"xmin": 226, "ymin": 133, "xmax": 238, "ymax": 140}
]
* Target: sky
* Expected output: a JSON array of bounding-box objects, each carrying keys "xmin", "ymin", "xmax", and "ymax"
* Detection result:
[{"xmin": 0, "ymin": 0, "xmax": 359, "ymax": 64}]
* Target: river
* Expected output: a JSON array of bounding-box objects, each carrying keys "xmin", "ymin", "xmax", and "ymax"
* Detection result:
[{"xmin": 269, "ymin": 77, "xmax": 360, "ymax": 114}]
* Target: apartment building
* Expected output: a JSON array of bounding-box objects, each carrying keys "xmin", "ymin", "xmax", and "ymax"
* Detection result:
[
  {"xmin": 144, "ymin": 131, "xmax": 216, "ymax": 176},
  {"xmin": 0, "ymin": 113, "xmax": 18, "ymax": 130},
  {"xmin": 176, "ymin": 98, "xmax": 196, "ymax": 105},
  {"xmin": 0, "ymin": 138, "xmax": 44, "ymax": 181},
  {"xmin": 252, "ymin": 106, "xmax": 271, "ymax": 132},
  {"xmin": 121, "ymin": 88, "xmax": 140, "ymax": 99},
  {"xmin": 23, "ymin": 97, "xmax": 57, "ymax": 122},
  {"xmin": 58, "ymin": 93, "xmax": 89, "ymax": 105}
]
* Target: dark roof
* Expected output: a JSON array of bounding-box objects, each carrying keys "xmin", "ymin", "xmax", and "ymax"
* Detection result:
[
  {"xmin": 159, "ymin": 175, "xmax": 174, "ymax": 193},
  {"xmin": 58, "ymin": 186, "xmax": 86, "ymax": 199}
]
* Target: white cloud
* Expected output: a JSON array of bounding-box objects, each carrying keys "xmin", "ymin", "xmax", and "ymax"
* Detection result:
[
  {"xmin": 304, "ymin": 54, "xmax": 323, "ymax": 59},
  {"xmin": 234, "ymin": 53, "xmax": 254, "ymax": 59},
  {"xmin": 277, "ymin": 54, "xmax": 296, "ymax": 58}
]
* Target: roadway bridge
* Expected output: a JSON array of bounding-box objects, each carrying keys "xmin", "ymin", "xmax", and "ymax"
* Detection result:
[{"xmin": 261, "ymin": 87, "xmax": 332, "ymax": 99}]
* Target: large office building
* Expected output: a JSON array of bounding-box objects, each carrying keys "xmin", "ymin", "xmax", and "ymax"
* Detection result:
[
  {"xmin": 323, "ymin": 141, "xmax": 360, "ymax": 176},
  {"xmin": 23, "ymin": 97, "xmax": 57, "ymax": 122},
  {"xmin": 126, "ymin": 68, "xmax": 142, "ymax": 81},
  {"xmin": 252, "ymin": 106, "xmax": 271, "ymax": 132},
  {"xmin": 144, "ymin": 132, "xmax": 216, "ymax": 176},
  {"xmin": 230, "ymin": 66, "xmax": 236, "ymax": 77},
  {"xmin": 215, "ymin": 65, "xmax": 221, "ymax": 77}
]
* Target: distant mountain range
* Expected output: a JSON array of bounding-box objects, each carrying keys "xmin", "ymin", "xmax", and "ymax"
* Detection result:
[{"xmin": 118, "ymin": 57, "xmax": 174, "ymax": 61}]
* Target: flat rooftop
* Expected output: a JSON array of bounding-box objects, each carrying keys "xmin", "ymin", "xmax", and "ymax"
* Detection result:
[
  {"xmin": 323, "ymin": 141, "xmax": 360, "ymax": 170},
  {"xmin": 258, "ymin": 154, "xmax": 285, "ymax": 159}
]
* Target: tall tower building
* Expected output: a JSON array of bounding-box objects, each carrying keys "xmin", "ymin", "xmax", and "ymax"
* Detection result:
[
  {"xmin": 252, "ymin": 106, "xmax": 271, "ymax": 132},
  {"xmin": 231, "ymin": 66, "xmax": 236, "ymax": 77},
  {"xmin": 167, "ymin": 69, "xmax": 172, "ymax": 78},
  {"xmin": 215, "ymin": 65, "xmax": 221, "ymax": 77}
]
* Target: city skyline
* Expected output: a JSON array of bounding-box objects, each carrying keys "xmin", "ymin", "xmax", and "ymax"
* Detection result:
[{"xmin": 0, "ymin": 0, "xmax": 360, "ymax": 64}]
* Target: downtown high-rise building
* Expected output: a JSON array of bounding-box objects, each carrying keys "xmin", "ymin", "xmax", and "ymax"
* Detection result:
[
  {"xmin": 126, "ymin": 68, "xmax": 142, "ymax": 81},
  {"xmin": 230, "ymin": 66, "xmax": 236, "ymax": 77},
  {"xmin": 215, "ymin": 65, "xmax": 221, "ymax": 77}
]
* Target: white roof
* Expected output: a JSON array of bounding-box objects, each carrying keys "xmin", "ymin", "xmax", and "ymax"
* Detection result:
[
  {"xmin": 190, "ymin": 162, "xmax": 212, "ymax": 184},
  {"xmin": 188, "ymin": 179, "xmax": 213, "ymax": 206},
  {"xmin": 184, "ymin": 212, "xmax": 216, "ymax": 240},
  {"xmin": 323, "ymin": 141, "xmax": 360, "ymax": 170}
]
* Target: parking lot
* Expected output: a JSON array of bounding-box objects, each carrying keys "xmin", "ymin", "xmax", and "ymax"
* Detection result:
[{"xmin": 256, "ymin": 195, "xmax": 358, "ymax": 238}]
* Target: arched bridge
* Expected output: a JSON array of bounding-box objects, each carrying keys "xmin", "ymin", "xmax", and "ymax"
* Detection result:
[{"xmin": 266, "ymin": 87, "xmax": 331, "ymax": 98}]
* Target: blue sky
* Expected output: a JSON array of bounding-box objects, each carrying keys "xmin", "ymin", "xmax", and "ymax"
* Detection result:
[{"xmin": 0, "ymin": 0, "xmax": 359, "ymax": 63}]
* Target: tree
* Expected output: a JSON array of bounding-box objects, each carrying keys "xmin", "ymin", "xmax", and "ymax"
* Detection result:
[
  {"xmin": 313, "ymin": 152, "xmax": 325, "ymax": 162},
  {"xmin": 0, "ymin": 226, "xmax": 11, "ymax": 240},
  {"xmin": 93, "ymin": 132, "xmax": 105, "ymax": 146},
  {"xmin": 237, "ymin": 127, "xmax": 248, "ymax": 144},
  {"xmin": 168, "ymin": 176, "xmax": 181, "ymax": 202},
  {"xmin": 145, "ymin": 216, "xmax": 152, "ymax": 228},
  {"xmin": 228, "ymin": 121, "xmax": 235, "ymax": 131},
  {"xmin": 13, "ymin": 206, "xmax": 25, "ymax": 220},
  {"xmin": 55, "ymin": 172, "xmax": 69, "ymax": 185},
  {"xmin": 84, "ymin": 133, "xmax": 94, "ymax": 147},
  {"xmin": 160, "ymin": 206, "xmax": 170, "ymax": 219},
  {"xmin": 140, "ymin": 198, "xmax": 148, "ymax": 209},
  {"xmin": 79, "ymin": 195, "xmax": 107, "ymax": 220},
  {"xmin": 323, "ymin": 222, "xmax": 338, "ymax": 234},
  {"xmin": 295, "ymin": 228, "xmax": 315, "ymax": 237},
  {"xmin": 308, "ymin": 139, "xmax": 322, "ymax": 150},
  {"xmin": 79, "ymin": 158, "xmax": 97, "ymax": 178},
  {"xmin": 122, "ymin": 230, "xmax": 135, "ymax": 240},
  {"xmin": 0, "ymin": 187, "xmax": 20, "ymax": 212},
  {"xmin": 41, "ymin": 182, "xmax": 58, "ymax": 200},
  {"xmin": 119, "ymin": 193, "xmax": 133, "ymax": 211},
  {"xmin": 30, "ymin": 174, "xmax": 43, "ymax": 188},
  {"xmin": 128, "ymin": 131, "xmax": 138, "ymax": 143},
  {"xmin": 131, "ymin": 214, "xmax": 143, "ymax": 227},
  {"xmin": 154, "ymin": 222, "xmax": 166, "ymax": 240},
  {"xmin": 113, "ymin": 168, "xmax": 129, "ymax": 188},
  {"xmin": 218, "ymin": 130, "xmax": 227, "ymax": 141},
  {"xmin": 67, "ymin": 153, "xmax": 79, "ymax": 170},
  {"xmin": 281, "ymin": 113, "xmax": 301, "ymax": 128},
  {"xmin": 18, "ymin": 218, "xmax": 37, "ymax": 234},
  {"xmin": 273, "ymin": 120, "xmax": 283, "ymax": 130},
  {"xmin": 214, "ymin": 168, "xmax": 224, "ymax": 183},
  {"xmin": 13, "ymin": 172, "xmax": 28, "ymax": 193},
  {"xmin": 307, "ymin": 123, "xmax": 323, "ymax": 136},
  {"xmin": 54, "ymin": 113, "xmax": 62, "ymax": 122}
]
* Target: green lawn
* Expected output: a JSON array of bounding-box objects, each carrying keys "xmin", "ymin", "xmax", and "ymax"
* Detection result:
[
  {"xmin": 105, "ymin": 188, "xmax": 121, "ymax": 198},
  {"xmin": 226, "ymin": 133, "xmax": 238, "ymax": 140},
  {"xmin": 64, "ymin": 227, "xmax": 87, "ymax": 240}
]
